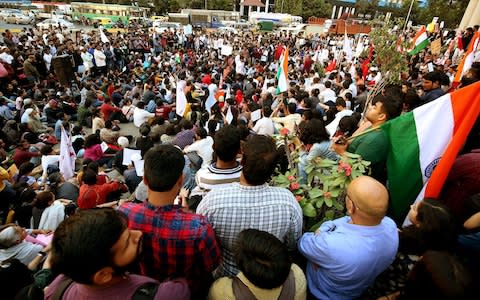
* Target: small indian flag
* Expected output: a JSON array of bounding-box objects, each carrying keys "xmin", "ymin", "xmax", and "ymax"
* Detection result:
[
  {"xmin": 276, "ymin": 47, "xmax": 289, "ymax": 94},
  {"xmin": 453, "ymin": 31, "xmax": 480, "ymax": 86},
  {"xmin": 408, "ymin": 26, "xmax": 429, "ymax": 55},
  {"xmin": 382, "ymin": 82, "xmax": 480, "ymax": 222}
]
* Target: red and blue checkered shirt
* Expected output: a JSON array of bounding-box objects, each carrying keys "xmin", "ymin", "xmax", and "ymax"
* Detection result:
[{"xmin": 119, "ymin": 203, "xmax": 221, "ymax": 291}]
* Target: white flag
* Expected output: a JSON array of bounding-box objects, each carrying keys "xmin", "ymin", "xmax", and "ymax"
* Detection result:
[
  {"xmin": 100, "ymin": 30, "xmax": 110, "ymax": 44},
  {"xmin": 343, "ymin": 30, "xmax": 353, "ymax": 61},
  {"xmin": 59, "ymin": 126, "xmax": 76, "ymax": 180},
  {"xmin": 176, "ymin": 80, "xmax": 187, "ymax": 117}
]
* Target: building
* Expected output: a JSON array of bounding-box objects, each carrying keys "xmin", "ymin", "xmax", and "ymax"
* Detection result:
[{"xmin": 459, "ymin": 0, "xmax": 480, "ymax": 29}]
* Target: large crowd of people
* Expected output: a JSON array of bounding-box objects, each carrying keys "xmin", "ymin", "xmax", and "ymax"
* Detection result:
[{"xmin": 0, "ymin": 18, "xmax": 480, "ymax": 300}]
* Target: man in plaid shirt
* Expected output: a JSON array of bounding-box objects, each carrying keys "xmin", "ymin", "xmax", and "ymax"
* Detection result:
[
  {"xmin": 197, "ymin": 135, "xmax": 303, "ymax": 278},
  {"xmin": 119, "ymin": 144, "xmax": 221, "ymax": 298}
]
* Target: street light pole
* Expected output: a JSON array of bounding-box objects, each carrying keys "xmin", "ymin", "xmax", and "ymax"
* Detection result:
[{"xmin": 403, "ymin": 0, "xmax": 415, "ymax": 32}]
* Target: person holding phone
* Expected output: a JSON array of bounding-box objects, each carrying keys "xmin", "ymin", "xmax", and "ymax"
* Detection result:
[{"xmin": 270, "ymin": 99, "xmax": 302, "ymax": 133}]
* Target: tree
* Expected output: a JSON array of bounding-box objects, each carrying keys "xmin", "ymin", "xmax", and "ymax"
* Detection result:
[
  {"xmin": 368, "ymin": 19, "xmax": 409, "ymax": 85},
  {"xmin": 275, "ymin": 0, "xmax": 302, "ymax": 15},
  {"xmin": 208, "ymin": 0, "xmax": 232, "ymax": 10},
  {"xmin": 395, "ymin": 0, "xmax": 421, "ymax": 25},
  {"xmin": 301, "ymin": 0, "xmax": 332, "ymax": 20},
  {"xmin": 417, "ymin": 0, "xmax": 469, "ymax": 28}
]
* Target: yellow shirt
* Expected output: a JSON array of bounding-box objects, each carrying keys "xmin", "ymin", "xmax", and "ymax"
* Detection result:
[
  {"xmin": 0, "ymin": 166, "xmax": 9, "ymax": 191},
  {"xmin": 208, "ymin": 264, "xmax": 307, "ymax": 300}
]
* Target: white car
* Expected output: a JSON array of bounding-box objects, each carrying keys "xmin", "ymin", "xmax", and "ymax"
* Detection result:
[
  {"xmin": 0, "ymin": 9, "xmax": 21, "ymax": 21},
  {"xmin": 37, "ymin": 18, "xmax": 74, "ymax": 30},
  {"xmin": 4, "ymin": 13, "xmax": 34, "ymax": 25},
  {"xmin": 217, "ymin": 26, "xmax": 238, "ymax": 35}
]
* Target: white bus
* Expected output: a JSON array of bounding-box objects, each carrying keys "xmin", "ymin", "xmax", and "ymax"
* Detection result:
[{"xmin": 248, "ymin": 12, "xmax": 302, "ymax": 26}]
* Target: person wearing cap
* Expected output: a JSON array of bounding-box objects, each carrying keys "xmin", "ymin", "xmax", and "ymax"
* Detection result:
[{"xmin": 131, "ymin": 80, "xmax": 144, "ymax": 99}]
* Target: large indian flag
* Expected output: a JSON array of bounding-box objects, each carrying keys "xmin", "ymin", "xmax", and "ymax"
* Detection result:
[
  {"xmin": 382, "ymin": 82, "xmax": 480, "ymax": 222},
  {"xmin": 276, "ymin": 47, "xmax": 289, "ymax": 94},
  {"xmin": 408, "ymin": 26, "xmax": 429, "ymax": 55}
]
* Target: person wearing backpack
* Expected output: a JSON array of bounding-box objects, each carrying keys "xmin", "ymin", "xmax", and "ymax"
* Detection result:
[
  {"xmin": 208, "ymin": 229, "xmax": 307, "ymax": 300},
  {"xmin": 44, "ymin": 208, "xmax": 190, "ymax": 300}
]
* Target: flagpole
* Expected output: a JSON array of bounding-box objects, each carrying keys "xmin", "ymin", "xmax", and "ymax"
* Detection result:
[{"xmin": 403, "ymin": 0, "xmax": 415, "ymax": 32}]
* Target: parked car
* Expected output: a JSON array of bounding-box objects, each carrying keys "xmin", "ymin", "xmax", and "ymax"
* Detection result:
[
  {"xmin": 217, "ymin": 26, "xmax": 238, "ymax": 35},
  {"xmin": 4, "ymin": 13, "xmax": 34, "ymax": 25},
  {"xmin": 0, "ymin": 9, "xmax": 21, "ymax": 21},
  {"xmin": 36, "ymin": 18, "xmax": 74, "ymax": 30}
]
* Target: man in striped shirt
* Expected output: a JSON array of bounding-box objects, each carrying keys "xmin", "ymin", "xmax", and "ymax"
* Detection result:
[{"xmin": 190, "ymin": 125, "xmax": 243, "ymax": 201}]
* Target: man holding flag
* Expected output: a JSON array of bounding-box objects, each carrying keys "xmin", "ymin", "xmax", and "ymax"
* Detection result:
[{"xmin": 332, "ymin": 92, "xmax": 403, "ymax": 184}]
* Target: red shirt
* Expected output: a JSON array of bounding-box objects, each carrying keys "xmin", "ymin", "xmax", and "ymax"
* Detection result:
[
  {"xmin": 119, "ymin": 203, "xmax": 221, "ymax": 295},
  {"xmin": 100, "ymin": 103, "xmax": 121, "ymax": 121},
  {"xmin": 201, "ymin": 74, "xmax": 212, "ymax": 85},
  {"xmin": 13, "ymin": 148, "xmax": 40, "ymax": 167},
  {"xmin": 78, "ymin": 181, "xmax": 127, "ymax": 209},
  {"xmin": 155, "ymin": 106, "xmax": 172, "ymax": 120}
]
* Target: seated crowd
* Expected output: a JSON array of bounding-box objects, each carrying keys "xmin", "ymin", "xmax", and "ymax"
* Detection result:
[{"xmin": 0, "ymin": 24, "xmax": 480, "ymax": 300}]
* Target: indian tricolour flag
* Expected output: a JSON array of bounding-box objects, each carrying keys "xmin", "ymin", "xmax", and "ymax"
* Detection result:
[
  {"xmin": 453, "ymin": 31, "xmax": 480, "ymax": 87},
  {"xmin": 382, "ymin": 82, "xmax": 480, "ymax": 223},
  {"xmin": 408, "ymin": 26, "xmax": 429, "ymax": 55},
  {"xmin": 276, "ymin": 47, "xmax": 289, "ymax": 94}
]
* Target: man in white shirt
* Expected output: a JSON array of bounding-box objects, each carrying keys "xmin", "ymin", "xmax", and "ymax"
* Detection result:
[
  {"xmin": 235, "ymin": 54, "xmax": 246, "ymax": 75},
  {"xmin": 133, "ymin": 101, "xmax": 155, "ymax": 127},
  {"xmin": 326, "ymin": 98, "xmax": 353, "ymax": 137},
  {"xmin": 80, "ymin": 47, "xmax": 94, "ymax": 75},
  {"xmin": 93, "ymin": 44, "xmax": 106, "ymax": 75},
  {"xmin": 43, "ymin": 48, "xmax": 53, "ymax": 71},
  {"xmin": 0, "ymin": 47, "xmax": 14, "ymax": 64},
  {"xmin": 319, "ymin": 80, "xmax": 337, "ymax": 105},
  {"xmin": 250, "ymin": 106, "xmax": 275, "ymax": 136},
  {"xmin": 271, "ymin": 102, "xmax": 302, "ymax": 133},
  {"xmin": 184, "ymin": 127, "xmax": 214, "ymax": 169}
]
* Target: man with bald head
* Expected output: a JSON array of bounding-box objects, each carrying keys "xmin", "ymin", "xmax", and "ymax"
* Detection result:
[{"xmin": 298, "ymin": 176, "xmax": 398, "ymax": 299}]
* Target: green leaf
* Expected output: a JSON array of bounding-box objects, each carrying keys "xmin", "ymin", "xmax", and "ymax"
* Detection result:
[
  {"xmin": 334, "ymin": 201, "xmax": 344, "ymax": 211},
  {"xmin": 324, "ymin": 210, "xmax": 335, "ymax": 220},
  {"xmin": 344, "ymin": 152, "xmax": 361, "ymax": 159},
  {"xmin": 361, "ymin": 160, "xmax": 371, "ymax": 167},
  {"xmin": 308, "ymin": 188, "xmax": 323, "ymax": 199},
  {"xmin": 305, "ymin": 165, "xmax": 315, "ymax": 174},
  {"xmin": 307, "ymin": 172, "xmax": 315, "ymax": 186},
  {"xmin": 315, "ymin": 159, "xmax": 337, "ymax": 168},
  {"xmin": 350, "ymin": 170, "xmax": 361, "ymax": 179},
  {"xmin": 325, "ymin": 197, "xmax": 333, "ymax": 207},
  {"xmin": 303, "ymin": 203, "xmax": 317, "ymax": 217},
  {"xmin": 314, "ymin": 197, "xmax": 324, "ymax": 208},
  {"xmin": 329, "ymin": 189, "xmax": 340, "ymax": 197},
  {"xmin": 294, "ymin": 189, "xmax": 304, "ymax": 195}
]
